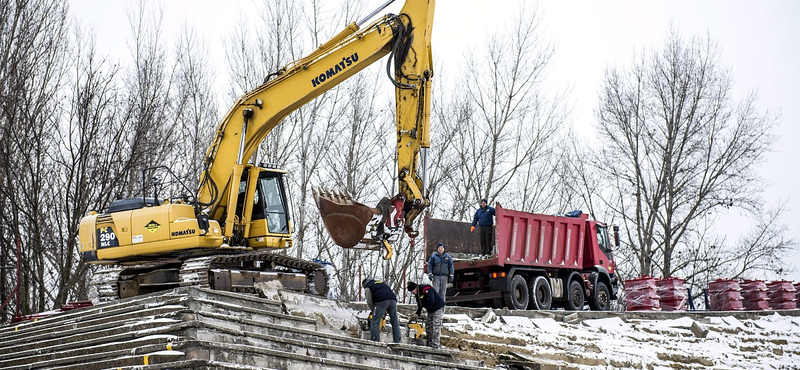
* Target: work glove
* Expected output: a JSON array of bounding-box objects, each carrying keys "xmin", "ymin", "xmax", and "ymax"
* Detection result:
[
  {"xmin": 409, "ymin": 313, "xmax": 419, "ymax": 321},
  {"xmin": 449, "ymin": 275, "xmax": 454, "ymax": 283},
  {"xmin": 427, "ymin": 273, "xmax": 433, "ymax": 282},
  {"xmin": 470, "ymin": 226, "xmax": 475, "ymax": 232}
]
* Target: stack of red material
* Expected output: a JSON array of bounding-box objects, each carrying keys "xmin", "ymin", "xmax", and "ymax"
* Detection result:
[
  {"xmin": 794, "ymin": 282, "xmax": 800, "ymax": 303},
  {"xmin": 739, "ymin": 280, "xmax": 770, "ymax": 310},
  {"xmin": 766, "ymin": 280, "xmax": 798, "ymax": 310},
  {"xmin": 655, "ymin": 277, "xmax": 687, "ymax": 311},
  {"xmin": 707, "ymin": 279, "xmax": 744, "ymax": 311},
  {"xmin": 624, "ymin": 276, "xmax": 661, "ymax": 311}
]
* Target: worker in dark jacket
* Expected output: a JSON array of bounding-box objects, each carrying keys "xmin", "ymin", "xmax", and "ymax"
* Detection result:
[
  {"xmin": 407, "ymin": 281, "xmax": 446, "ymax": 348},
  {"xmin": 427, "ymin": 243, "xmax": 454, "ymax": 301},
  {"xmin": 362, "ymin": 278, "xmax": 401, "ymax": 343},
  {"xmin": 470, "ymin": 199, "xmax": 496, "ymax": 255}
]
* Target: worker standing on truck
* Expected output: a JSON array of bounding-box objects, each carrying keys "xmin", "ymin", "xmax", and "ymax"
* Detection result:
[
  {"xmin": 427, "ymin": 243, "xmax": 454, "ymax": 301},
  {"xmin": 407, "ymin": 281, "xmax": 446, "ymax": 348},
  {"xmin": 362, "ymin": 278, "xmax": 402, "ymax": 343},
  {"xmin": 470, "ymin": 199, "xmax": 496, "ymax": 255}
]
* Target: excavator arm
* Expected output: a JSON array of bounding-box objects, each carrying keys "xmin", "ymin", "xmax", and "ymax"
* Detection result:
[{"xmin": 197, "ymin": 0, "xmax": 435, "ymax": 258}]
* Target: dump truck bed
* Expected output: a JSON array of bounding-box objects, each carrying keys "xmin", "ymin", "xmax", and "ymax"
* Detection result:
[{"xmin": 424, "ymin": 204, "xmax": 589, "ymax": 269}]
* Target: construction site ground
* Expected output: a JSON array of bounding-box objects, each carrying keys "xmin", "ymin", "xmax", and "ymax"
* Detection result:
[{"xmin": 1, "ymin": 287, "xmax": 798, "ymax": 369}]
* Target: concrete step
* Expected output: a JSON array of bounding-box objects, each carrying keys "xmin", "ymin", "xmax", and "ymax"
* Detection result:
[
  {"xmin": 187, "ymin": 295, "xmax": 319, "ymax": 332},
  {"xmin": 190, "ymin": 309, "xmax": 459, "ymax": 363},
  {"xmin": 190, "ymin": 322, "xmax": 484, "ymax": 369},
  {"xmin": 0, "ymin": 302, "xmax": 186, "ymax": 356},
  {"xmin": 119, "ymin": 340, "xmax": 481, "ymax": 370},
  {"xmin": 183, "ymin": 290, "xmax": 489, "ymax": 369},
  {"xmin": 110, "ymin": 359, "xmax": 280, "ymax": 370},
  {"xmin": 0, "ymin": 287, "xmax": 490, "ymax": 370},
  {"xmin": 187, "ymin": 287, "xmax": 284, "ymax": 313},
  {"xmin": 2, "ymin": 338, "xmax": 184, "ymax": 370},
  {"xmin": 0, "ymin": 290, "xmax": 188, "ymax": 342},
  {"xmin": 0, "ymin": 320, "xmax": 189, "ymax": 368}
]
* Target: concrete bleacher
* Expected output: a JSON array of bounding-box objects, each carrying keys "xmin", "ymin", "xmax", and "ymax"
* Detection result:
[{"xmin": 0, "ymin": 287, "xmax": 491, "ymax": 370}]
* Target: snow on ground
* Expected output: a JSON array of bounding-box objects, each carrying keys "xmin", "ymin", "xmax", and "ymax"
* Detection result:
[
  {"xmin": 440, "ymin": 310, "xmax": 800, "ymax": 369},
  {"xmin": 272, "ymin": 289, "xmax": 800, "ymax": 369}
]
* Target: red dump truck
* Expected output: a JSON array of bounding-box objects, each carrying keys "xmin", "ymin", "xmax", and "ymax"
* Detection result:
[{"xmin": 424, "ymin": 204, "xmax": 620, "ymax": 311}]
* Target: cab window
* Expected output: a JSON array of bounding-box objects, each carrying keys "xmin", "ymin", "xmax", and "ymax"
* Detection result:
[
  {"xmin": 259, "ymin": 174, "xmax": 289, "ymax": 233},
  {"xmin": 596, "ymin": 225, "xmax": 613, "ymax": 258}
]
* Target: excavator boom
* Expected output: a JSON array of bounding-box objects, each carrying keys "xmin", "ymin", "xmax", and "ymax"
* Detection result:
[{"xmin": 313, "ymin": 0, "xmax": 435, "ymax": 257}]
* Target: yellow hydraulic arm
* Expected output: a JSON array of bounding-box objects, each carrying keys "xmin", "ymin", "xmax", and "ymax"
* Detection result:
[{"xmin": 196, "ymin": 0, "xmax": 435, "ymax": 257}]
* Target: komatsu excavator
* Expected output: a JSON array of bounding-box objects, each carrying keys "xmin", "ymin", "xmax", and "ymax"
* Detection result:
[{"xmin": 79, "ymin": 0, "xmax": 434, "ymax": 301}]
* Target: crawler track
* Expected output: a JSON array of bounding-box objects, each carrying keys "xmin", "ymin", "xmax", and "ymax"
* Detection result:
[{"xmin": 91, "ymin": 250, "xmax": 326, "ymax": 302}]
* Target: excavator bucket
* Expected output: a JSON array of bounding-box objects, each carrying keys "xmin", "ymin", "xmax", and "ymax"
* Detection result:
[{"xmin": 313, "ymin": 188, "xmax": 380, "ymax": 248}]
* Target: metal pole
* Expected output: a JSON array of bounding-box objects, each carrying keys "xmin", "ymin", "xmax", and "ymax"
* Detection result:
[
  {"xmin": 421, "ymin": 148, "xmax": 428, "ymax": 196},
  {"xmin": 238, "ymin": 109, "xmax": 253, "ymax": 165},
  {"xmin": 15, "ymin": 237, "xmax": 20, "ymax": 321},
  {"xmin": 357, "ymin": 0, "xmax": 396, "ymax": 27},
  {"xmin": 402, "ymin": 268, "xmax": 406, "ymax": 303}
]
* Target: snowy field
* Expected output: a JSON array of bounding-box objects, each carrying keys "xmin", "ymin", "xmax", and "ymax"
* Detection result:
[{"xmin": 440, "ymin": 309, "xmax": 800, "ymax": 369}]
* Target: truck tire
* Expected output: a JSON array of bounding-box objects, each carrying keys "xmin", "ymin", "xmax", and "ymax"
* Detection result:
[
  {"xmin": 528, "ymin": 276, "xmax": 552, "ymax": 310},
  {"xmin": 566, "ymin": 280, "xmax": 585, "ymax": 311},
  {"xmin": 589, "ymin": 281, "xmax": 611, "ymax": 311},
  {"xmin": 503, "ymin": 275, "xmax": 529, "ymax": 310}
]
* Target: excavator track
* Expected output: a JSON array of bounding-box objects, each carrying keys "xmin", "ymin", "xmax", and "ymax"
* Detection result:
[
  {"xmin": 179, "ymin": 250, "xmax": 325, "ymax": 289},
  {"xmin": 91, "ymin": 250, "xmax": 327, "ymax": 302},
  {"xmin": 90, "ymin": 266, "xmax": 125, "ymax": 303}
]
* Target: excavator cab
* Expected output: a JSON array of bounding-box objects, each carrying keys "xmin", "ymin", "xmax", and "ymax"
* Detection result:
[{"xmin": 229, "ymin": 165, "xmax": 293, "ymax": 249}]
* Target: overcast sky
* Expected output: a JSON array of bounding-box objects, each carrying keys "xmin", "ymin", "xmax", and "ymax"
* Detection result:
[{"xmin": 69, "ymin": 0, "xmax": 800, "ymax": 280}]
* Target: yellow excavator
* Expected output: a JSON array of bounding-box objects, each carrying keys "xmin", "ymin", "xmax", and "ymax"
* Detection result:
[{"xmin": 79, "ymin": 0, "xmax": 434, "ymax": 301}]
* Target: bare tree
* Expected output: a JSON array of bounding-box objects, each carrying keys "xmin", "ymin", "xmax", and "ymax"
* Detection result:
[
  {"xmin": 0, "ymin": 0, "xmax": 70, "ymax": 318},
  {"xmin": 117, "ymin": 1, "xmax": 176, "ymax": 198},
  {"xmin": 595, "ymin": 26, "xmax": 794, "ymax": 279},
  {"xmin": 172, "ymin": 24, "xmax": 217, "ymax": 187},
  {"xmin": 50, "ymin": 25, "xmax": 126, "ymax": 305},
  {"xmin": 436, "ymin": 3, "xmax": 567, "ymax": 222}
]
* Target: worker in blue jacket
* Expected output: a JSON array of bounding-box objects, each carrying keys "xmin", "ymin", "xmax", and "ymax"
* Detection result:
[
  {"xmin": 362, "ymin": 278, "xmax": 401, "ymax": 343},
  {"xmin": 427, "ymin": 243, "xmax": 454, "ymax": 301},
  {"xmin": 470, "ymin": 199, "xmax": 496, "ymax": 255},
  {"xmin": 407, "ymin": 281, "xmax": 446, "ymax": 348}
]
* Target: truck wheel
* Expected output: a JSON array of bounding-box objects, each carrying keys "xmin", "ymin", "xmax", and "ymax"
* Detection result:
[
  {"xmin": 528, "ymin": 276, "xmax": 552, "ymax": 310},
  {"xmin": 589, "ymin": 281, "xmax": 611, "ymax": 311},
  {"xmin": 503, "ymin": 275, "xmax": 529, "ymax": 310},
  {"xmin": 566, "ymin": 280, "xmax": 585, "ymax": 311}
]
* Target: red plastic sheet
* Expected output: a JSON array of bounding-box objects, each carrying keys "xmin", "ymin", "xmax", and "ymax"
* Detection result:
[
  {"xmin": 767, "ymin": 280, "xmax": 798, "ymax": 310},
  {"xmin": 739, "ymin": 280, "xmax": 770, "ymax": 311},
  {"xmin": 624, "ymin": 276, "xmax": 661, "ymax": 311},
  {"xmin": 708, "ymin": 279, "xmax": 744, "ymax": 311},
  {"xmin": 794, "ymin": 282, "xmax": 800, "ymax": 301},
  {"xmin": 655, "ymin": 277, "xmax": 686, "ymax": 311}
]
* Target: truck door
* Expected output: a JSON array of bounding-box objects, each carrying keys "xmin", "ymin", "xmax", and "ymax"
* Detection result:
[{"xmin": 595, "ymin": 225, "xmax": 613, "ymax": 261}]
